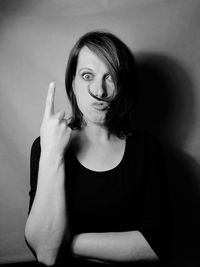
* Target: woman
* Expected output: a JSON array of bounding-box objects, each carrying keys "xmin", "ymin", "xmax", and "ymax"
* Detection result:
[{"xmin": 25, "ymin": 31, "xmax": 171, "ymax": 266}]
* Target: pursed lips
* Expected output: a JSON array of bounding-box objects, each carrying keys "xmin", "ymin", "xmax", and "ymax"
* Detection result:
[{"xmin": 92, "ymin": 101, "xmax": 110, "ymax": 111}]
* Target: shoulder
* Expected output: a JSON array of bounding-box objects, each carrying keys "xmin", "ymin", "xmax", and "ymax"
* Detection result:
[
  {"xmin": 31, "ymin": 136, "xmax": 40, "ymax": 150},
  {"xmin": 127, "ymin": 130, "xmax": 161, "ymax": 147},
  {"xmin": 30, "ymin": 136, "xmax": 41, "ymax": 157},
  {"xmin": 126, "ymin": 130, "xmax": 164, "ymax": 160},
  {"xmin": 31, "ymin": 136, "xmax": 40, "ymax": 148}
]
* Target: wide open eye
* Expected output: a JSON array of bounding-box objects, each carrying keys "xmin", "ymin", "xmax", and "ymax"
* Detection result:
[
  {"xmin": 106, "ymin": 74, "xmax": 113, "ymax": 82},
  {"xmin": 82, "ymin": 72, "xmax": 94, "ymax": 81}
]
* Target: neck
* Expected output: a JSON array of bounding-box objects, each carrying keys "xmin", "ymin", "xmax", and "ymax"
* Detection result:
[{"xmin": 81, "ymin": 123, "xmax": 112, "ymax": 144}]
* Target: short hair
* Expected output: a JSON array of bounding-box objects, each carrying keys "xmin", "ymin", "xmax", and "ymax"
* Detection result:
[{"xmin": 65, "ymin": 30, "xmax": 139, "ymax": 138}]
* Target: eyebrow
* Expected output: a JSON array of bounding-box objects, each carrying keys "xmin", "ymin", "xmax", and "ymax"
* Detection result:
[
  {"xmin": 78, "ymin": 68, "xmax": 111, "ymax": 77},
  {"xmin": 78, "ymin": 67, "xmax": 94, "ymax": 73}
]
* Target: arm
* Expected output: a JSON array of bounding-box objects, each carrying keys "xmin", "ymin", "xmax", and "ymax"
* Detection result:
[
  {"xmin": 71, "ymin": 231, "xmax": 158, "ymax": 263},
  {"xmin": 70, "ymin": 136, "xmax": 170, "ymax": 264},
  {"xmin": 25, "ymin": 153, "xmax": 68, "ymax": 265},
  {"xmin": 25, "ymin": 82, "xmax": 72, "ymax": 266}
]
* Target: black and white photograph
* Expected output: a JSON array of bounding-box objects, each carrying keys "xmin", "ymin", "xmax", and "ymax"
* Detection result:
[{"xmin": 0, "ymin": 1, "xmax": 200, "ymax": 266}]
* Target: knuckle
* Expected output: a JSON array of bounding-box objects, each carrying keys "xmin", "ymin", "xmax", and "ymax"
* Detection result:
[
  {"xmin": 46, "ymin": 99, "xmax": 52, "ymax": 107},
  {"xmin": 66, "ymin": 126, "xmax": 72, "ymax": 133},
  {"xmin": 55, "ymin": 111, "xmax": 62, "ymax": 119},
  {"xmin": 57, "ymin": 111, "xmax": 62, "ymax": 118},
  {"xmin": 61, "ymin": 121, "xmax": 67, "ymax": 129}
]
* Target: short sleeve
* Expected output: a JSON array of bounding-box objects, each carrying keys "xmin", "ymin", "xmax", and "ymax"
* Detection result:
[
  {"xmin": 28, "ymin": 136, "xmax": 41, "ymax": 214},
  {"xmin": 138, "ymin": 135, "xmax": 172, "ymax": 261}
]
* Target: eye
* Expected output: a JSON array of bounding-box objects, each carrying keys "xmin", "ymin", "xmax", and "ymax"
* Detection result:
[
  {"xmin": 106, "ymin": 74, "xmax": 113, "ymax": 82},
  {"xmin": 81, "ymin": 72, "xmax": 93, "ymax": 81}
]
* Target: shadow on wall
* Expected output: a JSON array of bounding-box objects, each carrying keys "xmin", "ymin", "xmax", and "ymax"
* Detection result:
[{"xmin": 135, "ymin": 53, "xmax": 200, "ymax": 266}]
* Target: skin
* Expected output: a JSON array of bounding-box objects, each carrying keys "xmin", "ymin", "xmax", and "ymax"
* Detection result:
[
  {"xmin": 40, "ymin": 82, "xmax": 72, "ymax": 157},
  {"xmin": 25, "ymin": 82, "xmax": 72, "ymax": 266},
  {"xmin": 73, "ymin": 46, "xmax": 115, "ymax": 126},
  {"xmin": 25, "ymin": 46, "xmax": 158, "ymax": 265}
]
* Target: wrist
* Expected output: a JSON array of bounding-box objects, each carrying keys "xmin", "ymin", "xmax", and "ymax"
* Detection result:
[{"xmin": 40, "ymin": 150, "xmax": 65, "ymax": 166}]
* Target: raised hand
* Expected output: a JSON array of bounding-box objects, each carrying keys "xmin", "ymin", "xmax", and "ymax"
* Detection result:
[{"xmin": 40, "ymin": 82, "xmax": 72, "ymax": 158}]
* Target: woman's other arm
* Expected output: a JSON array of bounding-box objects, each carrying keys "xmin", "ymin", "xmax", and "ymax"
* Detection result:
[
  {"xmin": 25, "ymin": 83, "xmax": 72, "ymax": 266},
  {"xmin": 71, "ymin": 231, "xmax": 158, "ymax": 263}
]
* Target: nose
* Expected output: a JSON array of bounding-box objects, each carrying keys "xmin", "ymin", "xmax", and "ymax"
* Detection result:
[{"xmin": 89, "ymin": 79, "xmax": 108, "ymax": 99}]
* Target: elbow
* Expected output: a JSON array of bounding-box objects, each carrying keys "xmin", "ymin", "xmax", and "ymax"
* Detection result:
[
  {"xmin": 37, "ymin": 253, "xmax": 56, "ymax": 266},
  {"xmin": 24, "ymin": 220, "xmax": 36, "ymax": 253},
  {"xmin": 25, "ymin": 244, "xmax": 57, "ymax": 267},
  {"xmin": 25, "ymin": 224, "xmax": 57, "ymax": 266},
  {"xmin": 25, "ymin": 239, "xmax": 57, "ymax": 266},
  {"xmin": 24, "ymin": 221, "xmax": 34, "ymax": 252}
]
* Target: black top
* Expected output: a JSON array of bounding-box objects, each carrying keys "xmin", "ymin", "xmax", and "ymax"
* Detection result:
[{"xmin": 29, "ymin": 131, "xmax": 171, "ymax": 265}]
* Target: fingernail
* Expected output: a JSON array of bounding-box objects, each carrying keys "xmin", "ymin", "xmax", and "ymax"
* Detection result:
[{"xmin": 50, "ymin": 82, "xmax": 55, "ymax": 88}]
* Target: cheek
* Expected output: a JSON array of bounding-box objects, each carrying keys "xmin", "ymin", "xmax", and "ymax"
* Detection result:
[
  {"xmin": 74, "ymin": 82, "xmax": 89, "ymax": 111},
  {"xmin": 76, "ymin": 95, "xmax": 87, "ymax": 111},
  {"xmin": 106, "ymin": 82, "xmax": 116, "ymax": 99},
  {"xmin": 74, "ymin": 78, "xmax": 86, "ymax": 97}
]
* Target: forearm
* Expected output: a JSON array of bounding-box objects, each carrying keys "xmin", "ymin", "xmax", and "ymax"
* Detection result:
[
  {"xmin": 25, "ymin": 154, "xmax": 69, "ymax": 265},
  {"xmin": 71, "ymin": 231, "xmax": 158, "ymax": 264}
]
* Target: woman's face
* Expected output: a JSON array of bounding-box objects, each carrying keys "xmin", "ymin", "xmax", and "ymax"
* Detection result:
[{"xmin": 73, "ymin": 46, "xmax": 115, "ymax": 126}]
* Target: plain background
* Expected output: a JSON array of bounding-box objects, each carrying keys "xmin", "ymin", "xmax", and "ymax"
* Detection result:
[{"xmin": 0, "ymin": 0, "xmax": 200, "ymax": 265}]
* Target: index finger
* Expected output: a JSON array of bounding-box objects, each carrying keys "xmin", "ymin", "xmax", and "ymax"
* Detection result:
[{"xmin": 43, "ymin": 82, "xmax": 56, "ymax": 119}]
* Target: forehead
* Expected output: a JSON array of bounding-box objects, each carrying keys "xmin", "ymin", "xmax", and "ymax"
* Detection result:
[{"xmin": 76, "ymin": 46, "xmax": 108, "ymax": 72}]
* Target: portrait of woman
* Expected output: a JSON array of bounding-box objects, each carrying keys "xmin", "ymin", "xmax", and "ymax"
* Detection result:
[
  {"xmin": 24, "ymin": 31, "xmax": 171, "ymax": 266},
  {"xmin": 1, "ymin": 2, "xmax": 200, "ymax": 267}
]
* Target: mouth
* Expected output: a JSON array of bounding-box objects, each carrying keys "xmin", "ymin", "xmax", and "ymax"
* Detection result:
[{"xmin": 92, "ymin": 102, "xmax": 110, "ymax": 111}]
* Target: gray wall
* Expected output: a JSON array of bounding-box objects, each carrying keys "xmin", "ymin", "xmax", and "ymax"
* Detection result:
[{"xmin": 0, "ymin": 0, "xmax": 200, "ymax": 264}]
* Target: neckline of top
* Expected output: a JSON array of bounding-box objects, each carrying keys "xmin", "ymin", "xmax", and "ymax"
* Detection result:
[{"xmin": 71, "ymin": 136, "xmax": 130, "ymax": 175}]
